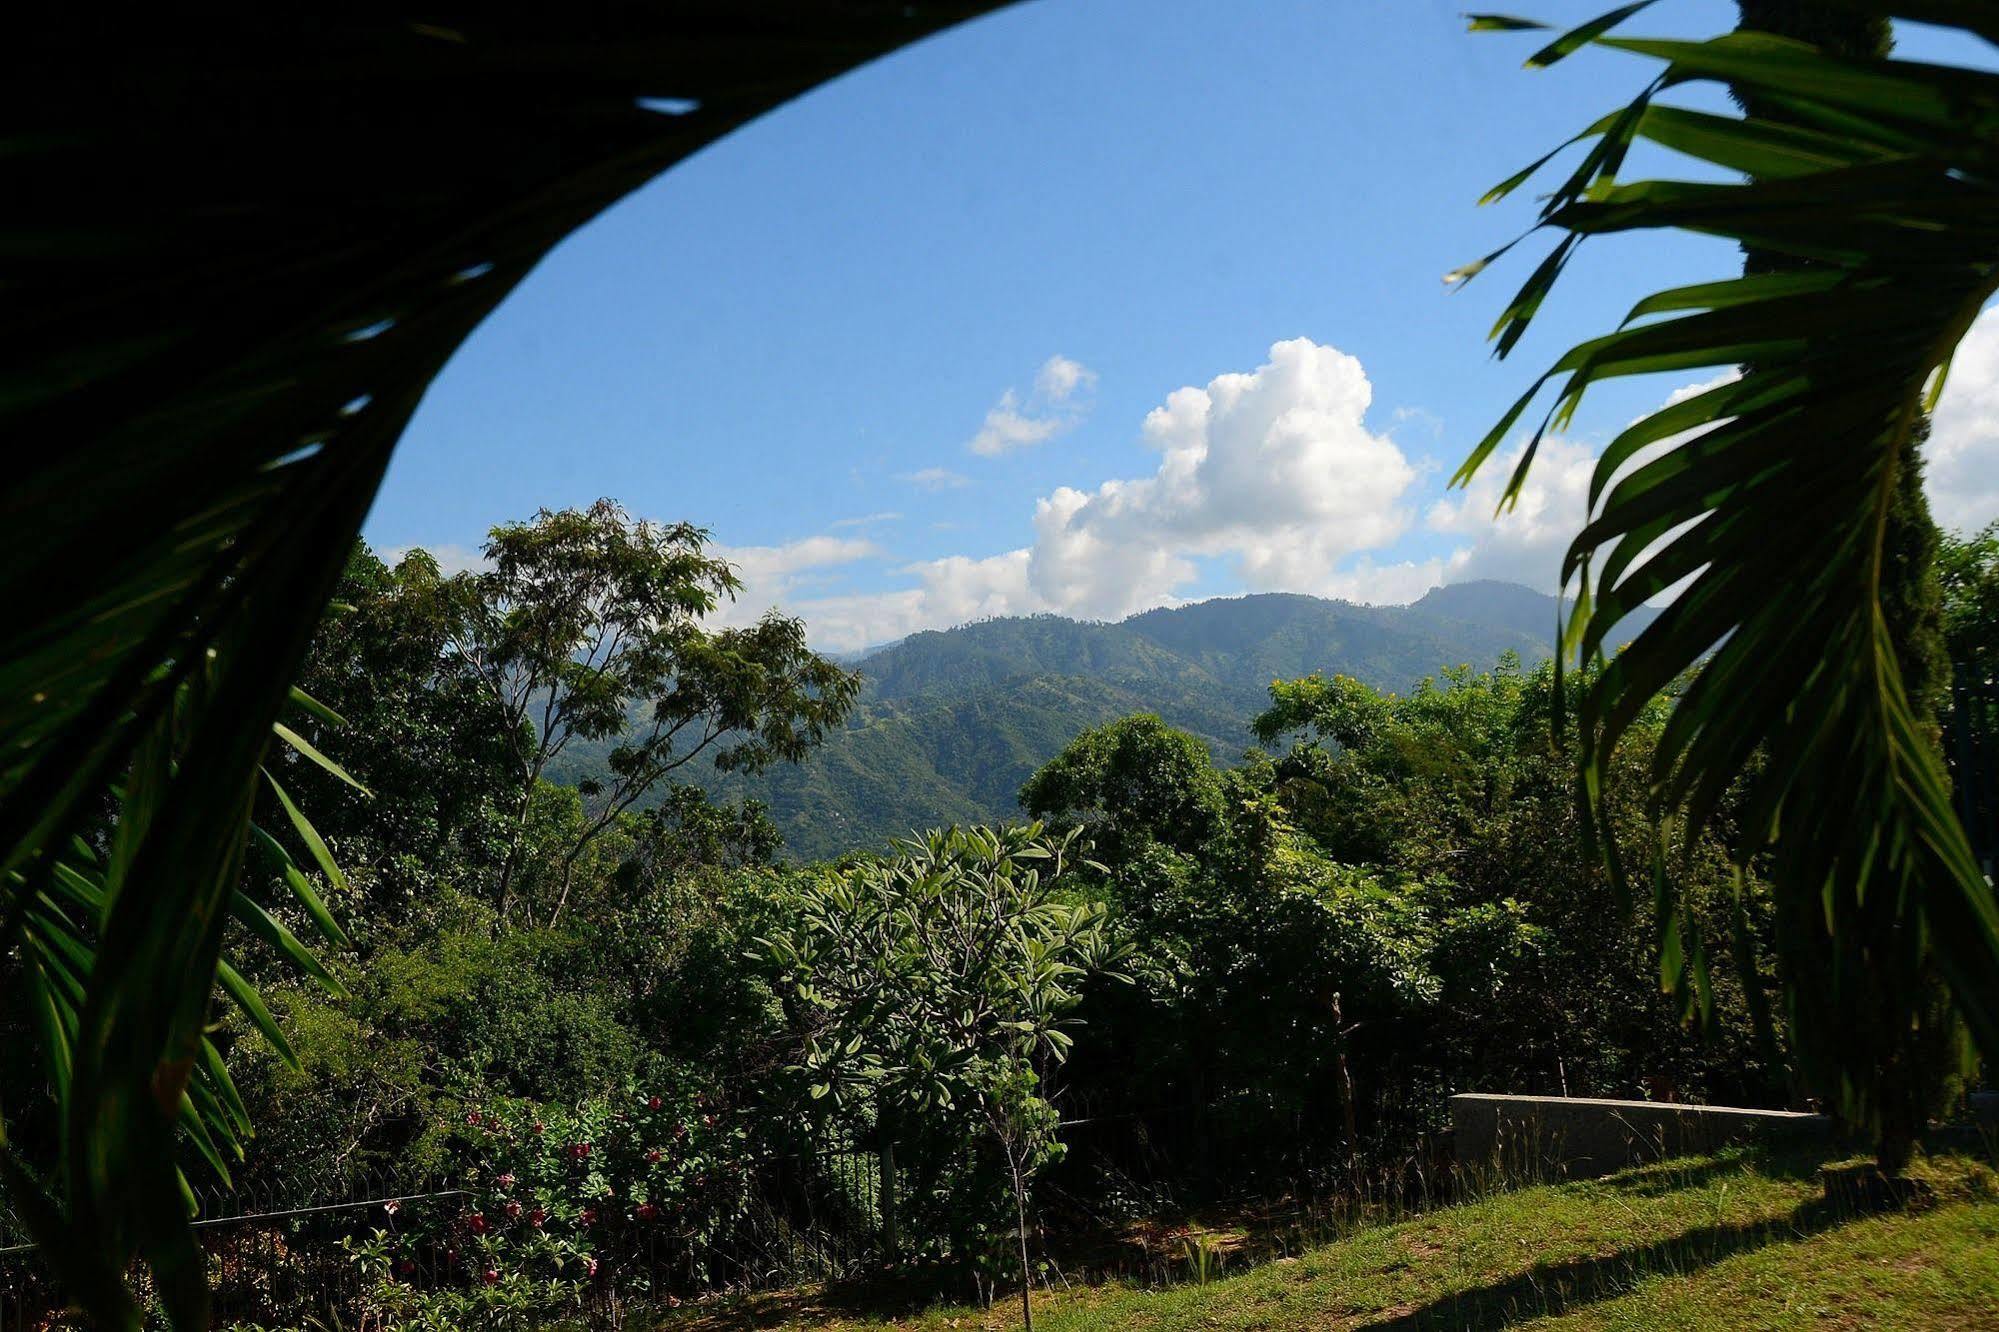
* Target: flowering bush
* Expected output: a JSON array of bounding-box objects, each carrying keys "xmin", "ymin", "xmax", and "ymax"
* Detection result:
[
  {"xmin": 345, "ymin": 1229, "xmax": 592, "ymax": 1331},
  {"xmin": 349, "ymin": 1078, "xmax": 751, "ymax": 1322}
]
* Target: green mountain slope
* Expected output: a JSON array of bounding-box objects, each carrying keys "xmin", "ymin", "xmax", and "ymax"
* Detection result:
[{"xmin": 551, "ymin": 582, "xmax": 1654, "ymax": 861}]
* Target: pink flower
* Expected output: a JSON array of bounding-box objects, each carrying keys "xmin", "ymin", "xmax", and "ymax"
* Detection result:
[
  {"xmin": 569, "ymin": 1141, "xmax": 592, "ymax": 1160},
  {"xmin": 482, "ymin": 1267, "xmax": 500, "ymax": 1286},
  {"xmin": 383, "ymin": 1198, "xmax": 401, "ymax": 1216},
  {"xmin": 702, "ymin": 1113, "xmax": 716, "ymax": 1128},
  {"xmin": 397, "ymin": 1258, "xmax": 415, "ymax": 1276},
  {"xmin": 532, "ymin": 1120, "xmax": 545, "ymax": 1135},
  {"xmin": 530, "ymin": 1207, "xmax": 547, "ymax": 1229},
  {"xmin": 645, "ymin": 1148, "xmax": 662, "ymax": 1164},
  {"xmin": 647, "ymin": 1096, "xmax": 663, "ymax": 1110},
  {"xmin": 583, "ymin": 1256, "xmax": 600, "ymax": 1279},
  {"xmin": 503, "ymin": 1200, "xmax": 522, "ymax": 1220},
  {"xmin": 580, "ymin": 1207, "xmax": 597, "ymax": 1226},
  {"xmin": 635, "ymin": 1202, "xmax": 658, "ymax": 1222},
  {"xmin": 466, "ymin": 1212, "xmax": 489, "ymax": 1235},
  {"xmin": 465, "ymin": 1110, "xmax": 482, "ymax": 1126},
  {"xmin": 496, "ymin": 1173, "xmax": 516, "ymax": 1189}
]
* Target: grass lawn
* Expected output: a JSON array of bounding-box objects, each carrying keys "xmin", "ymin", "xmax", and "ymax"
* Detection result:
[{"xmin": 648, "ymin": 1145, "xmax": 1999, "ymax": 1331}]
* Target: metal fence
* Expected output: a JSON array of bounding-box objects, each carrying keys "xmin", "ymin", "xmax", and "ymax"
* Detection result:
[
  {"xmin": 0, "ymin": 1141, "xmax": 889, "ymax": 1331},
  {"xmin": 0, "ymin": 1100, "xmax": 1465, "ymax": 1329}
]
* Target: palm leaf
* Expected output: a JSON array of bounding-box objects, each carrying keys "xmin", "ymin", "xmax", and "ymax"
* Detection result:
[
  {"xmin": 2, "ymin": 8, "xmax": 1006, "ymax": 1326},
  {"xmin": 1458, "ymin": 6, "xmax": 1999, "ymax": 1141}
]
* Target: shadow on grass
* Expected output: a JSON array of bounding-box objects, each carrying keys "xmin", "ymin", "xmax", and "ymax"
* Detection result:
[
  {"xmin": 1583, "ymin": 1141, "xmax": 1835, "ymax": 1199},
  {"xmin": 1351, "ymin": 1189, "xmax": 1894, "ymax": 1332}
]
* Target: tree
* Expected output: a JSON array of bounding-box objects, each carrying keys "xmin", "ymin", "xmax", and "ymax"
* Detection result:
[
  {"xmin": 757, "ymin": 825, "xmax": 1122, "ymax": 1324},
  {"xmin": 286, "ymin": 544, "xmax": 520, "ymax": 928},
  {"xmin": 1018, "ymin": 713, "xmax": 1226, "ymax": 860},
  {"xmin": 1249, "ymin": 660, "xmax": 1782, "ymax": 1114},
  {"xmin": 445, "ymin": 500, "xmax": 860, "ymax": 925},
  {"xmin": 1454, "ymin": 5, "xmax": 1999, "ymax": 1175}
]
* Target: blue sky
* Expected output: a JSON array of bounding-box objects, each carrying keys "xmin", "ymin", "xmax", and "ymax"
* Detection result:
[{"xmin": 366, "ymin": 1, "xmax": 1999, "ymax": 650}]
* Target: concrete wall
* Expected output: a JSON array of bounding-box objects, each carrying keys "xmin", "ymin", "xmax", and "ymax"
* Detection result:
[{"xmin": 1450, "ymin": 1093, "xmax": 1835, "ymax": 1180}]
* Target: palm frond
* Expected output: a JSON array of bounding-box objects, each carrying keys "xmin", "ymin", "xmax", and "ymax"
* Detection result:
[
  {"xmin": 2, "ymin": 8, "xmax": 1005, "ymax": 1326},
  {"xmin": 1458, "ymin": 7, "xmax": 1999, "ymax": 1131}
]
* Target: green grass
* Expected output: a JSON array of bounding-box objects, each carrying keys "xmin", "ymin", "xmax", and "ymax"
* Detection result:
[{"xmin": 649, "ymin": 1146, "xmax": 1999, "ymax": 1330}]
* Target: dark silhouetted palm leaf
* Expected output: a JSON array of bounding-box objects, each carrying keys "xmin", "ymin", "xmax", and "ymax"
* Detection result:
[
  {"xmin": 1455, "ymin": 4, "xmax": 1999, "ymax": 1137},
  {"xmin": 2, "ymin": 7, "xmax": 1005, "ymax": 1326}
]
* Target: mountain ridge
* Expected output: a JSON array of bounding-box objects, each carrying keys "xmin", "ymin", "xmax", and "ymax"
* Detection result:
[{"xmin": 552, "ymin": 582, "xmax": 1655, "ymax": 860}]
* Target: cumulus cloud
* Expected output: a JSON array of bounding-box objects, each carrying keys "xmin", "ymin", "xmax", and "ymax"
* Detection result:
[
  {"xmin": 1419, "ymin": 329, "xmax": 1999, "ymax": 599},
  {"xmin": 1426, "ymin": 435, "xmax": 1598, "ymax": 592},
  {"xmin": 967, "ymin": 353, "xmax": 1098, "ymax": 456},
  {"xmin": 393, "ymin": 320, "xmax": 1999, "ymax": 656},
  {"xmin": 777, "ymin": 338, "xmax": 1425, "ymax": 646},
  {"xmin": 1320, "ymin": 557, "xmax": 1454, "ymax": 606},
  {"xmin": 1928, "ymin": 304, "xmax": 1999, "ymax": 533},
  {"xmin": 1016, "ymin": 337, "xmax": 1417, "ymax": 617}
]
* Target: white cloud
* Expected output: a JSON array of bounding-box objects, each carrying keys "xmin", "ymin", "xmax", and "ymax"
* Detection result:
[
  {"xmin": 1017, "ymin": 337, "xmax": 1418, "ymax": 617},
  {"xmin": 711, "ymin": 535, "xmax": 882, "ymax": 631},
  {"xmin": 967, "ymin": 354, "xmax": 1098, "ymax": 456},
  {"xmin": 898, "ymin": 466, "xmax": 970, "ymax": 491},
  {"xmin": 720, "ymin": 535, "xmax": 879, "ymax": 581},
  {"xmin": 1426, "ymin": 435, "xmax": 1598, "ymax": 592},
  {"xmin": 1928, "ymin": 304, "xmax": 1999, "ymax": 533},
  {"xmin": 968, "ymin": 390, "xmax": 1066, "ymax": 456},
  {"xmin": 781, "ymin": 337, "xmax": 1424, "ymax": 645},
  {"xmin": 1319, "ymin": 557, "xmax": 1453, "ymax": 605},
  {"xmin": 1420, "ymin": 331, "xmax": 1999, "ymax": 596},
  {"xmin": 754, "ymin": 551, "xmax": 1035, "ymax": 653},
  {"xmin": 1036, "ymin": 354, "xmax": 1097, "ymax": 403},
  {"xmin": 1425, "ymin": 371, "xmax": 1740, "ymax": 598}
]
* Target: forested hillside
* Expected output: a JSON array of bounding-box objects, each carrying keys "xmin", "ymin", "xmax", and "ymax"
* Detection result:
[{"xmin": 552, "ymin": 581, "xmax": 1655, "ymax": 859}]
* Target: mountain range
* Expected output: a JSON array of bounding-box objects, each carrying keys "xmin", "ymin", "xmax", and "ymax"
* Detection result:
[{"xmin": 551, "ymin": 581, "xmax": 1654, "ymax": 862}]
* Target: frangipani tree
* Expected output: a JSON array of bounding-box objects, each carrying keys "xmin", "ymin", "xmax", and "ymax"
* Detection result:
[{"xmin": 758, "ymin": 824, "xmax": 1124, "ymax": 1327}]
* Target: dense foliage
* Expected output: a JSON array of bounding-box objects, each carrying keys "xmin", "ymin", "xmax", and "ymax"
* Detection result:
[{"xmin": 1025, "ymin": 657, "xmax": 1784, "ymax": 1185}]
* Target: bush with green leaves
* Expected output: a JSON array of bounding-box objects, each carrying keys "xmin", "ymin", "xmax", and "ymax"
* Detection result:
[
  {"xmin": 758, "ymin": 824, "xmax": 1123, "ymax": 1287},
  {"xmin": 343, "ymin": 1226, "xmax": 593, "ymax": 1332},
  {"xmin": 330, "ymin": 1079, "xmax": 749, "ymax": 1326}
]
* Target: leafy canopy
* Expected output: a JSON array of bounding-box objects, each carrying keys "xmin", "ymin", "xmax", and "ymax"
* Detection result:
[{"xmin": 447, "ymin": 500, "xmax": 860, "ymax": 923}]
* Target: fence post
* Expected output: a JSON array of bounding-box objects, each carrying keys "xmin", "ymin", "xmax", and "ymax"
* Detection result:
[{"xmin": 879, "ymin": 1138, "xmax": 899, "ymax": 1263}]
